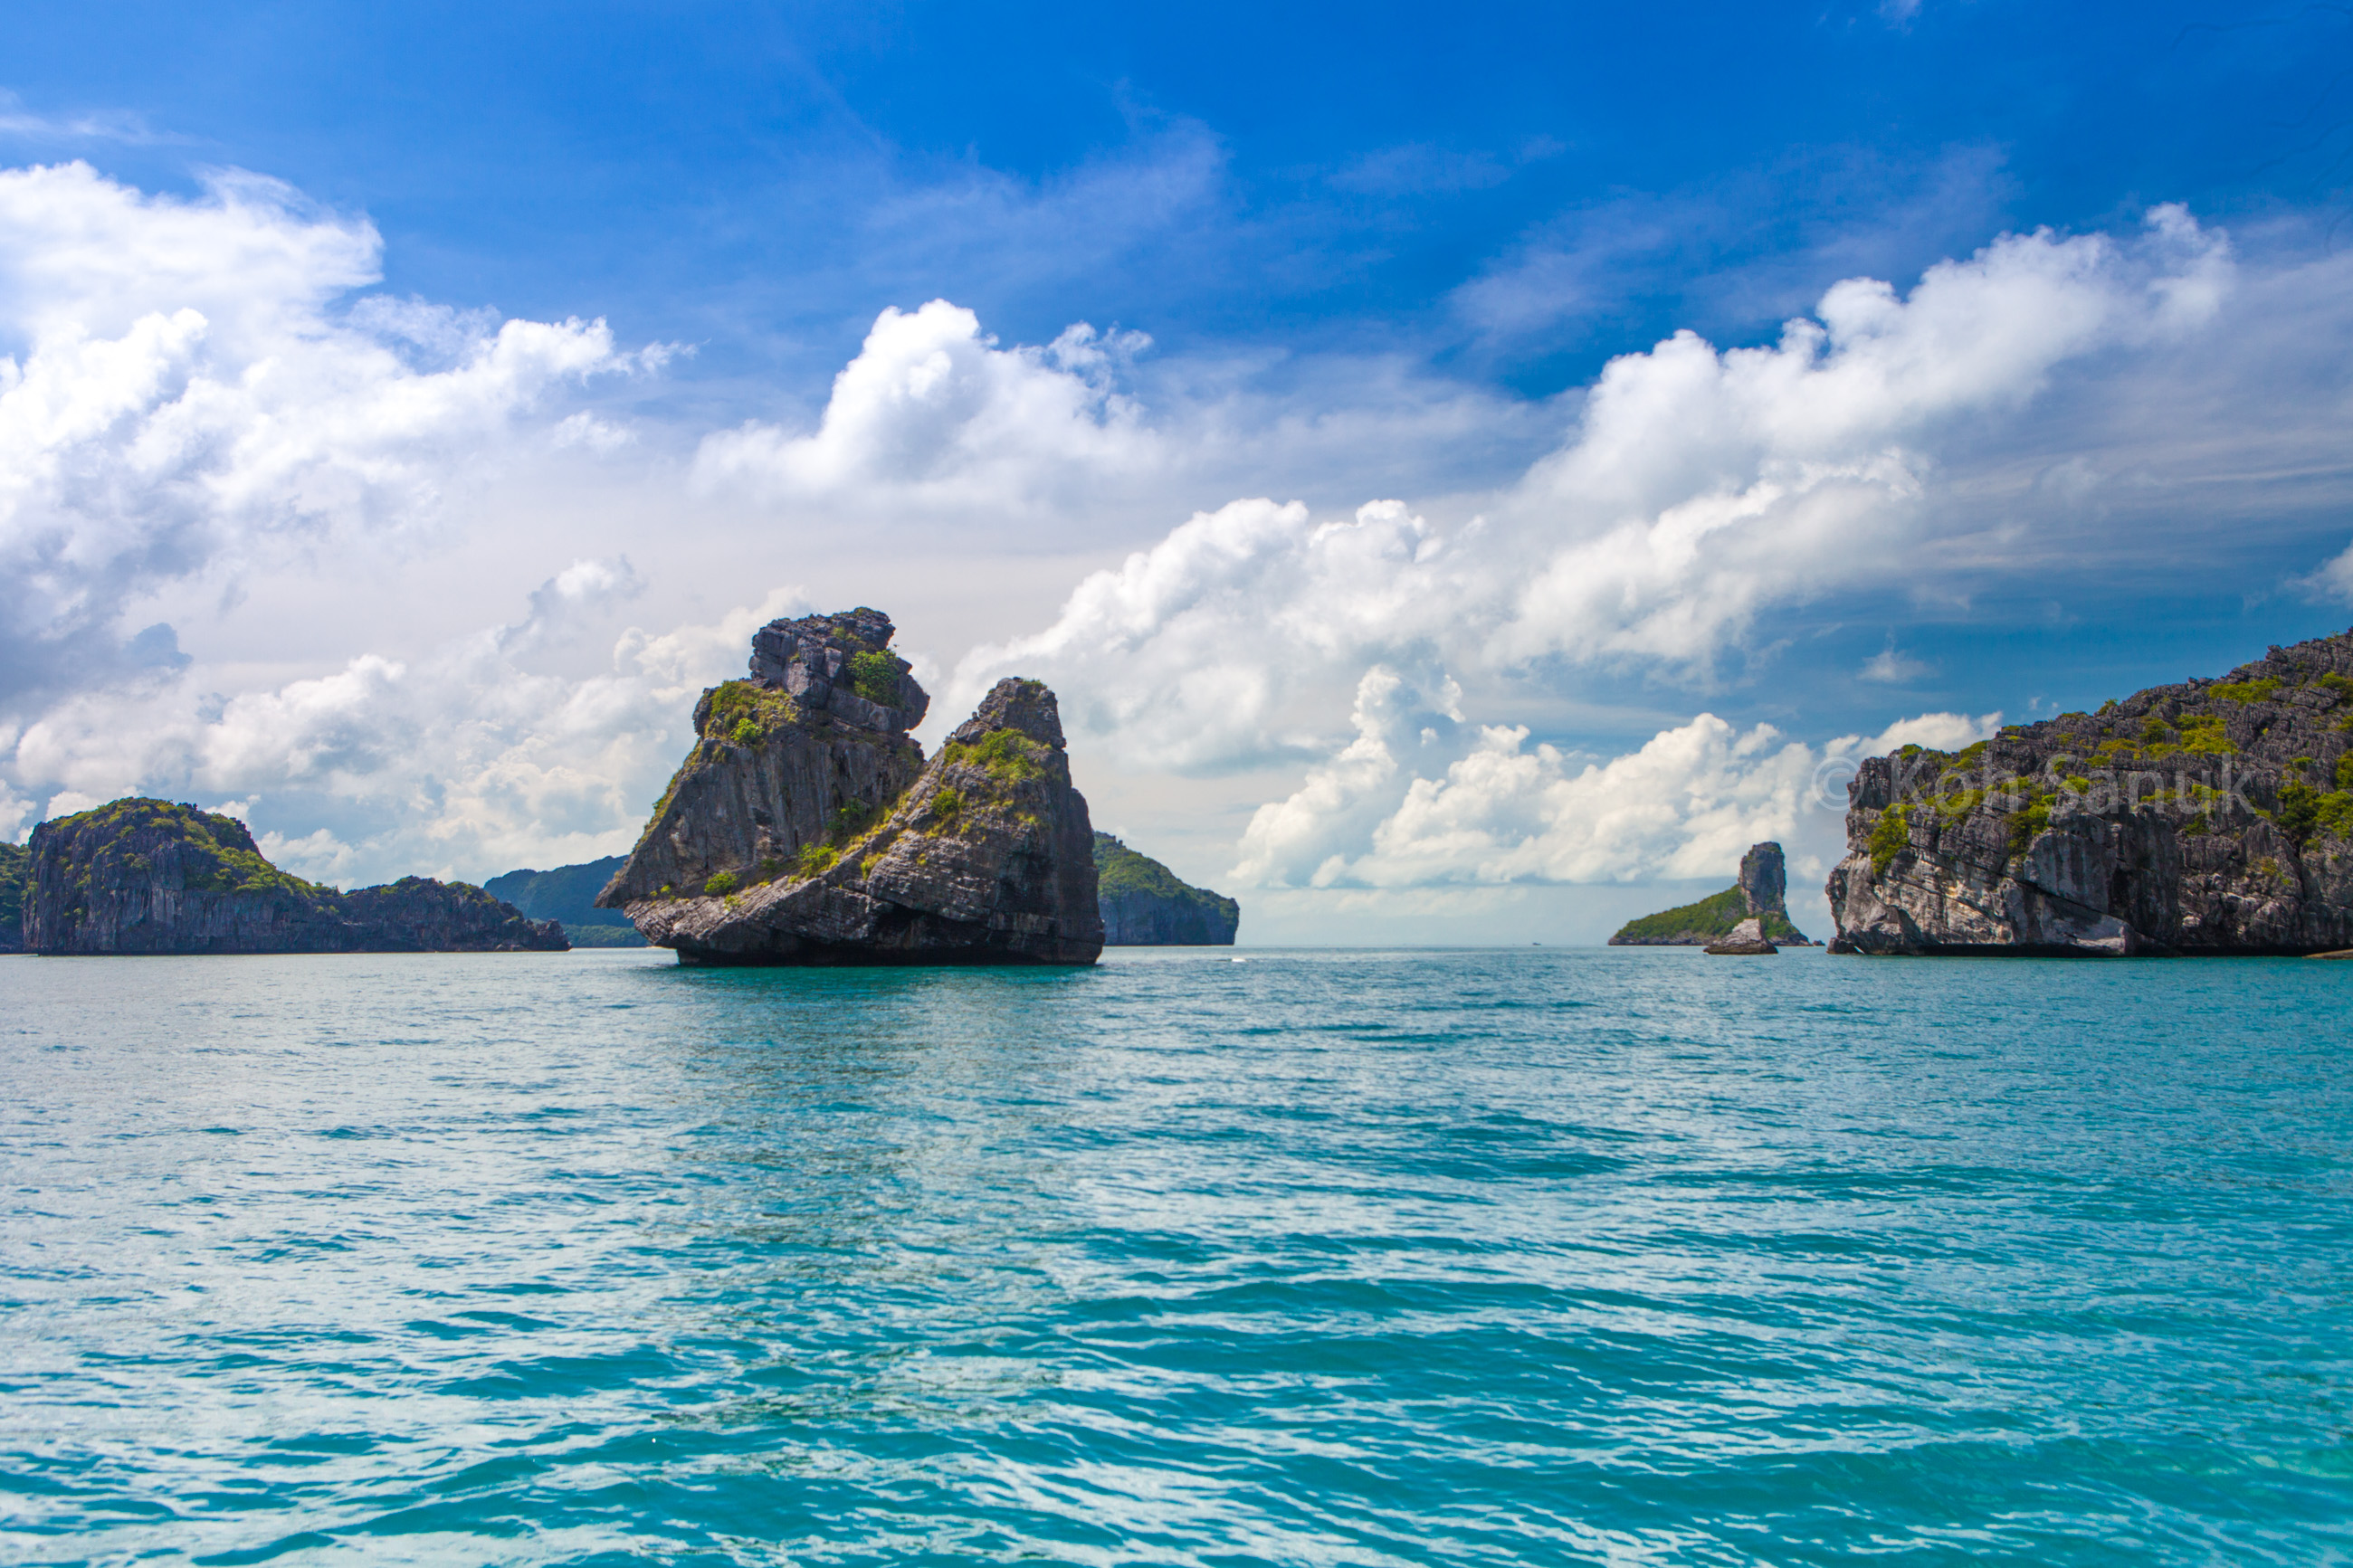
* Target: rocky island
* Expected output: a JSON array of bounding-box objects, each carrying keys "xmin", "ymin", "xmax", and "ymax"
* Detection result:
[
  {"xmin": 1094, "ymin": 833, "xmax": 1240, "ymax": 945},
  {"xmin": 1610, "ymin": 841, "xmax": 1816, "ymax": 946},
  {"xmin": 1827, "ymin": 628, "xmax": 2353, "ymax": 955},
  {"xmin": 595, "ymin": 608, "xmax": 1102, "ymax": 965},
  {"xmin": 0, "ymin": 840, "xmax": 24, "ymax": 954},
  {"xmin": 20, "ymin": 798, "xmax": 565, "ymax": 955}
]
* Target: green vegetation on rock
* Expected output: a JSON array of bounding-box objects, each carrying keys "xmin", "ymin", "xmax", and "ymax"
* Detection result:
[
  {"xmin": 1869, "ymin": 805, "xmax": 1912, "ymax": 875},
  {"xmin": 1092, "ymin": 832, "xmax": 1241, "ymax": 946},
  {"xmin": 847, "ymin": 650, "xmax": 901, "ymax": 705},
  {"xmin": 0, "ymin": 839, "xmax": 24, "ymax": 951},
  {"xmin": 944, "ymin": 727, "xmax": 1044, "ymax": 782},
  {"xmin": 1609, "ymin": 885, "xmax": 1807, "ymax": 946}
]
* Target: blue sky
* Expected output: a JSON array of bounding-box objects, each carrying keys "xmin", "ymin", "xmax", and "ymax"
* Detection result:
[{"xmin": 2, "ymin": 1, "xmax": 2350, "ymax": 938}]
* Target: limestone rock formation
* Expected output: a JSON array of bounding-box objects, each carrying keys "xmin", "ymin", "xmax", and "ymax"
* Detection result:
[
  {"xmin": 1827, "ymin": 628, "xmax": 2353, "ymax": 955},
  {"xmin": 1705, "ymin": 917, "xmax": 1779, "ymax": 955},
  {"xmin": 1609, "ymin": 841, "xmax": 1815, "ymax": 946},
  {"xmin": 598, "ymin": 610, "xmax": 1102, "ymax": 965},
  {"xmin": 0, "ymin": 840, "xmax": 25, "ymax": 954},
  {"xmin": 1093, "ymin": 833, "xmax": 1240, "ymax": 945},
  {"xmin": 22, "ymin": 799, "xmax": 566, "ymax": 955}
]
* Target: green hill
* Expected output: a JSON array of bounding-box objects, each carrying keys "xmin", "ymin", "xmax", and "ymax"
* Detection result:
[
  {"xmin": 1610, "ymin": 886, "xmax": 1809, "ymax": 946},
  {"xmin": 482, "ymin": 856, "xmax": 646, "ymax": 946}
]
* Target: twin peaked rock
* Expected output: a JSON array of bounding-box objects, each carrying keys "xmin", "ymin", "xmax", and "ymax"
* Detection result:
[{"xmin": 596, "ymin": 608, "xmax": 1103, "ymax": 965}]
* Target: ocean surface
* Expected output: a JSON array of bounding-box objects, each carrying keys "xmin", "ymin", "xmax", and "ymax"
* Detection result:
[{"xmin": 4, "ymin": 946, "xmax": 2350, "ymax": 1566}]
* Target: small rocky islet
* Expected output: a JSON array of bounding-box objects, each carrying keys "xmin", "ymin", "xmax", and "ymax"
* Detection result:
[
  {"xmin": 595, "ymin": 608, "xmax": 1103, "ymax": 965},
  {"xmin": 1609, "ymin": 841, "xmax": 1815, "ymax": 950}
]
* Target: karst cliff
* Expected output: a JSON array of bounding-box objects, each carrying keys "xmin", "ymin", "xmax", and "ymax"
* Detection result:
[
  {"xmin": 1610, "ymin": 841, "xmax": 1816, "ymax": 946},
  {"xmin": 1828, "ymin": 629, "xmax": 2353, "ymax": 955},
  {"xmin": 595, "ymin": 608, "xmax": 1102, "ymax": 965},
  {"xmin": 1093, "ymin": 833, "xmax": 1241, "ymax": 945},
  {"xmin": 21, "ymin": 798, "xmax": 566, "ymax": 955}
]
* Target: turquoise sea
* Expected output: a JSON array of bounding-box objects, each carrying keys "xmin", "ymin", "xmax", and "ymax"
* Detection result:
[{"xmin": 3, "ymin": 946, "xmax": 2350, "ymax": 1565}]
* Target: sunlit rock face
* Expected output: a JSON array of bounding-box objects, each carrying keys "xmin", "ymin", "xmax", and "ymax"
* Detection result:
[
  {"xmin": 600, "ymin": 610, "xmax": 1102, "ymax": 967},
  {"xmin": 1828, "ymin": 629, "xmax": 2353, "ymax": 955}
]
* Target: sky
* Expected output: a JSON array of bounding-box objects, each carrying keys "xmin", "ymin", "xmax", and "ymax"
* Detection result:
[{"xmin": 2, "ymin": 0, "xmax": 2351, "ymax": 943}]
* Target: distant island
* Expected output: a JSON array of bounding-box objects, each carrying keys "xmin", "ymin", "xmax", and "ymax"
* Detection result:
[
  {"xmin": 1829, "ymin": 627, "xmax": 2353, "ymax": 955},
  {"xmin": 483, "ymin": 857, "xmax": 646, "ymax": 946},
  {"xmin": 1093, "ymin": 832, "xmax": 1240, "ymax": 945},
  {"xmin": 1610, "ymin": 842, "xmax": 1815, "ymax": 946},
  {"xmin": 594, "ymin": 608, "xmax": 1103, "ymax": 965},
  {"xmin": 16, "ymin": 798, "xmax": 564, "ymax": 955}
]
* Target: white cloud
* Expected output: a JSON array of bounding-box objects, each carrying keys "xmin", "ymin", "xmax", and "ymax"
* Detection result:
[
  {"xmin": 9, "ymin": 575, "xmax": 811, "ymax": 883},
  {"xmin": 2298, "ymin": 539, "xmax": 2353, "ymax": 604},
  {"xmin": 956, "ymin": 212, "xmax": 2225, "ymax": 760},
  {"xmin": 0, "ymin": 160, "xmax": 656, "ymax": 710},
  {"xmin": 694, "ymin": 300, "xmax": 1156, "ymax": 515},
  {"xmin": 940, "ymin": 213, "xmax": 2224, "ymax": 889},
  {"xmin": 1231, "ymin": 664, "xmax": 1999, "ymax": 889},
  {"xmin": 1860, "ymin": 638, "xmax": 1934, "ymax": 682}
]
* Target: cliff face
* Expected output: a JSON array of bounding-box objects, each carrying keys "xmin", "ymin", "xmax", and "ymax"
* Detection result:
[
  {"xmin": 1093, "ymin": 833, "xmax": 1240, "ymax": 945},
  {"xmin": 1610, "ymin": 841, "xmax": 1815, "ymax": 946},
  {"xmin": 23, "ymin": 799, "xmax": 566, "ymax": 955},
  {"xmin": 0, "ymin": 840, "xmax": 25, "ymax": 954},
  {"xmin": 1828, "ymin": 629, "xmax": 2353, "ymax": 955},
  {"xmin": 600, "ymin": 610, "xmax": 1102, "ymax": 965},
  {"xmin": 599, "ymin": 609, "xmax": 929, "ymax": 906}
]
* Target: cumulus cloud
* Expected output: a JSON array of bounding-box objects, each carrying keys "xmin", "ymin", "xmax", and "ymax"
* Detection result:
[
  {"xmin": 1232, "ymin": 664, "xmax": 1997, "ymax": 889},
  {"xmin": 694, "ymin": 300, "xmax": 1156, "ymax": 515},
  {"xmin": 10, "ymin": 572, "xmax": 809, "ymax": 878},
  {"xmin": 948, "ymin": 209, "xmax": 2226, "ymax": 887},
  {"xmin": 0, "ymin": 160, "xmax": 656, "ymax": 713}
]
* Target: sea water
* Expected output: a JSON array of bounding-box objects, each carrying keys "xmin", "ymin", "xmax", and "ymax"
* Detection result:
[{"xmin": 2, "ymin": 946, "xmax": 2349, "ymax": 1565}]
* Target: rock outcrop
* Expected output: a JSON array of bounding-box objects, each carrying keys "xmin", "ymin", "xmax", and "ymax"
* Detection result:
[
  {"xmin": 1609, "ymin": 841, "xmax": 1815, "ymax": 946},
  {"xmin": 23, "ymin": 799, "xmax": 566, "ymax": 955},
  {"xmin": 483, "ymin": 856, "xmax": 646, "ymax": 946},
  {"xmin": 1705, "ymin": 917, "xmax": 1779, "ymax": 955},
  {"xmin": 1827, "ymin": 628, "xmax": 2353, "ymax": 955},
  {"xmin": 597, "ymin": 610, "xmax": 1102, "ymax": 965},
  {"xmin": 0, "ymin": 840, "xmax": 24, "ymax": 954},
  {"xmin": 1093, "ymin": 833, "xmax": 1240, "ymax": 945}
]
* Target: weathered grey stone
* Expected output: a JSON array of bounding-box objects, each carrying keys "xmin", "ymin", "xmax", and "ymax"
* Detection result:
[
  {"xmin": 1827, "ymin": 627, "xmax": 2353, "ymax": 955},
  {"xmin": 1739, "ymin": 843, "xmax": 1786, "ymax": 920},
  {"xmin": 1704, "ymin": 917, "xmax": 1779, "ymax": 955},
  {"xmin": 601, "ymin": 611, "xmax": 1102, "ymax": 966}
]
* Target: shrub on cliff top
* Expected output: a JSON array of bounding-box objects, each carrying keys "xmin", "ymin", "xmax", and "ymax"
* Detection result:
[
  {"xmin": 846, "ymin": 650, "xmax": 900, "ymax": 705},
  {"xmin": 943, "ymin": 727, "xmax": 1043, "ymax": 781}
]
